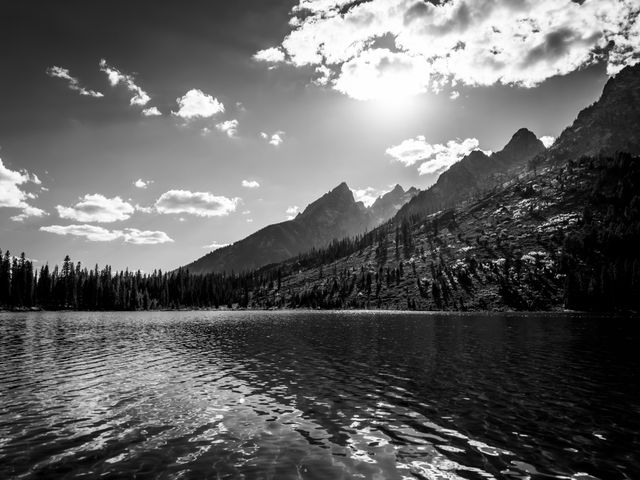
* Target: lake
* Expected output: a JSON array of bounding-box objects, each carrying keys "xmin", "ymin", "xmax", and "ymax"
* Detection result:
[{"xmin": 0, "ymin": 311, "xmax": 638, "ymax": 479}]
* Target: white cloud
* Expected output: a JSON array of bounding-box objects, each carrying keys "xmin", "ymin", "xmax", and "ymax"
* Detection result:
[
  {"xmin": 99, "ymin": 59, "xmax": 152, "ymax": 107},
  {"xmin": 258, "ymin": 0, "xmax": 640, "ymax": 99},
  {"xmin": 253, "ymin": 47, "xmax": 286, "ymax": 63},
  {"xmin": 242, "ymin": 210, "xmax": 251, "ymax": 215},
  {"xmin": 203, "ymin": 241, "xmax": 229, "ymax": 250},
  {"xmin": 286, "ymin": 205, "xmax": 300, "ymax": 219},
  {"xmin": 40, "ymin": 224, "xmax": 173, "ymax": 244},
  {"xmin": 246, "ymin": 218, "xmax": 254, "ymax": 223},
  {"xmin": 134, "ymin": 179, "xmax": 152, "ymax": 189},
  {"xmin": 142, "ymin": 107, "xmax": 162, "ymax": 117},
  {"xmin": 351, "ymin": 186, "xmax": 390, "ymax": 207},
  {"xmin": 173, "ymin": 89, "xmax": 225, "ymax": 120},
  {"xmin": 386, "ymin": 136, "xmax": 486, "ymax": 175},
  {"xmin": 46, "ymin": 66, "xmax": 103, "ymax": 98},
  {"xmin": 40, "ymin": 224, "xmax": 121, "ymax": 242},
  {"xmin": 123, "ymin": 229, "xmax": 174, "ymax": 245},
  {"xmin": 216, "ymin": 119, "xmax": 239, "ymax": 137},
  {"xmin": 260, "ymin": 131, "xmax": 285, "ymax": 146},
  {"xmin": 334, "ymin": 49, "xmax": 431, "ymax": 101},
  {"xmin": 241, "ymin": 180, "xmax": 260, "ymax": 188},
  {"xmin": 155, "ymin": 190, "xmax": 240, "ymax": 217},
  {"xmin": 540, "ymin": 135, "xmax": 556, "ymax": 148},
  {"xmin": 0, "ymin": 157, "xmax": 47, "ymax": 220},
  {"xmin": 56, "ymin": 194, "xmax": 135, "ymax": 223},
  {"xmin": 450, "ymin": 91, "xmax": 460, "ymax": 100}
]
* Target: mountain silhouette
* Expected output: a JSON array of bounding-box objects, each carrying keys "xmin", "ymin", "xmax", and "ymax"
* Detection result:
[
  {"xmin": 543, "ymin": 63, "xmax": 640, "ymax": 162},
  {"xmin": 185, "ymin": 183, "xmax": 417, "ymax": 274},
  {"xmin": 398, "ymin": 128, "xmax": 545, "ymax": 218}
]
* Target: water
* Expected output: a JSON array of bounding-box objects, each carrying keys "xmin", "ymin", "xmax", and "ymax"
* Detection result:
[{"xmin": 0, "ymin": 311, "xmax": 638, "ymax": 480}]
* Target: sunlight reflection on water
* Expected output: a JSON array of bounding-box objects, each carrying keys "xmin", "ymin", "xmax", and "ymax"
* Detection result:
[{"xmin": 0, "ymin": 311, "xmax": 638, "ymax": 479}]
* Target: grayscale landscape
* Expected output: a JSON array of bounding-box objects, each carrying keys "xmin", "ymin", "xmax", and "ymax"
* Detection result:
[{"xmin": 1, "ymin": 1, "xmax": 639, "ymax": 479}]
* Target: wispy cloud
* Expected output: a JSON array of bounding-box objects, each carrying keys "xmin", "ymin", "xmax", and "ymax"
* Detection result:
[
  {"xmin": 203, "ymin": 241, "xmax": 229, "ymax": 250},
  {"xmin": 99, "ymin": 59, "xmax": 152, "ymax": 107},
  {"xmin": 260, "ymin": 131, "xmax": 285, "ymax": 147},
  {"xmin": 0, "ymin": 157, "xmax": 47, "ymax": 221},
  {"xmin": 216, "ymin": 119, "xmax": 239, "ymax": 137},
  {"xmin": 172, "ymin": 89, "xmax": 225, "ymax": 120},
  {"xmin": 155, "ymin": 190, "xmax": 239, "ymax": 217},
  {"xmin": 241, "ymin": 180, "xmax": 260, "ymax": 188},
  {"xmin": 285, "ymin": 205, "xmax": 300, "ymax": 220},
  {"xmin": 40, "ymin": 224, "xmax": 173, "ymax": 244},
  {"xmin": 386, "ymin": 136, "xmax": 487, "ymax": 175},
  {"xmin": 46, "ymin": 66, "xmax": 103, "ymax": 98},
  {"xmin": 56, "ymin": 194, "xmax": 135, "ymax": 223}
]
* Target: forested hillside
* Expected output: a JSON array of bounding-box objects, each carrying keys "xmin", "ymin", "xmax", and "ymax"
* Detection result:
[{"xmin": 2, "ymin": 154, "xmax": 638, "ymax": 312}]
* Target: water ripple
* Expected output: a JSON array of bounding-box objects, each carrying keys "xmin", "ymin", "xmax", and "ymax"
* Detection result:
[{"xmin": 0, "ymin": 311, "xmax": 638, "ymax": 479}]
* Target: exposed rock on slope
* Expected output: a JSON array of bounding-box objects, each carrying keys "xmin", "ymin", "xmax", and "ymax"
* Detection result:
[
  {"xmin": 399, "ymin": 128, "xmax": 546, "ymax": 218},
  {"xmin": 544, "ymin": 63, "xmax": 640, "ymax": 162}
]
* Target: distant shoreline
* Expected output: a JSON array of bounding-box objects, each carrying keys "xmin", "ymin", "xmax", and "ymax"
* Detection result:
[{"xmin": 1, "ymin": 307, "xmax": 637, "ymax": 315}]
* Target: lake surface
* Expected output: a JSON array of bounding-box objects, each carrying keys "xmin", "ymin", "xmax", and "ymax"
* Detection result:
[{"xmin": 0, "ymin": 311, "xmax": 638, "ymax": 480}]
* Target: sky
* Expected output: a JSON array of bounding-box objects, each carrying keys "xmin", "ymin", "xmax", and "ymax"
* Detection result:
[{"xmin": 1, "ymin": 0, "xmax": 638, "ymax": 272}]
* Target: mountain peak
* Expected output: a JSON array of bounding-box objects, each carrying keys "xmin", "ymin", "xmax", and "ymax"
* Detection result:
[
  {"xmin": 332, "ymin": 181, "xmax": 350, "ymax": 193},
  {"xmin": 544, "ymin": 62, "xmax": 640, "ymax": 162},
  {"xmin": 494, "ymin": 128, "xmax": 545, "ymax": 166},
  {"xmin": 504, "ymin": 128, "xmax": 540, "ymax": 148}
]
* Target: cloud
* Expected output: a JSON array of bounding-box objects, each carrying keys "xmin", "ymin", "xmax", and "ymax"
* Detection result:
[
  {"xmin": 351, "ymin": 186, "xmax": 390, "ymax": 207},
  {"xmin": 40, "ymin": 224, "xmax": 173, "ymax": 244},
  {"xmin": 286, "ymin": 205, "xmax": 300, "ymax": 219},
  {"xmin": 450, "ymin": 91, "xmax": 460, "ymax": 100},
  {"xmin": 0, "ymin": 157, "xmax": 47, "ymax": 221},
  {"xmin": 540, "ymin": 135, "xmax": 556, "ymax": 148},
  {"xmin": 386, "ymin": 136, "xmax": 486, "ymax": 175},
  {"xmin": 334, "ymin": 49, "xmax": 431, "ymax": 100},
  {"xmin": 258, "ymin": 0, "xmax": 640, "ymax": 99},
  {"xmin": 142, "ymin": 107, "xmax": 162, "ymax": 117},
  {"xmin": 134, "ymin": 178, "xmax": 153, "ymax": 189},
  {"xmin": 216, "ymin": 119, "xmax": 239, "ymax": 137},
  {"xmin": 173, "ymin": 89, "xmax": 225, "ymax": 120},
  {"xmin": 56, "ymin": 194, "xmax": 135, "ymax": 223},
  {"xmin": 246, "ymin": 218, "xmax": 254, "ymax": 223},
  {"xmin": 254, "ymin": 47, "xmax": 286, "ymax": 63},
  {"xmin": 241, "ymin": 180, "xmax": 260, "ymax": 188},
  {"xmin": 46, "ymin": 66, "xmax": 104, "ymax": 98},
  {"xmin": 155, "ymin": 190, "xmax": 240, "ymax": 217},
  {"xmin": 203, "ymin": 241, "xmax": 229, "ymax": 250},
  {"xmin": 260, "ymin": 131, "xmax": 285, "ymax": 146},
  {"xmin": 123, "ymin": 229, "xmax": 174, "ymax": 245},
  {"xmin": 99, "ymin": 59, "xmax": 152, "ymax": 107}
]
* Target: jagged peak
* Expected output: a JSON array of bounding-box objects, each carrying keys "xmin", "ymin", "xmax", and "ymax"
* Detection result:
[
  {"xmin": 504, "ymin": 128, "xmax": 539, "ymax": 146},
  {"xmin": 390, "ymin": 183, "xmax": 404, "ymax": 194},
  {"xmin": 332, "ymin": 181, "xmax": 351, "ymax": 193}
]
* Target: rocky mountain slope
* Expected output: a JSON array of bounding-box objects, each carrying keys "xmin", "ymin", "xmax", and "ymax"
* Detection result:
[
  {"xmin": 398, "ymin": 128, "xmax": 546, "ymax": 218},
  {"xmin": 246, "ymin": 153, "xmax": 640, "ymax": 311},
  {"xmin": 541, "ymin": 62, "xmax": 640, "ymax": 163},
  {"xmin": 185, "ymin": 183, "xmax": 417, "ymax": 274},
  {"xmin": 230, "ymin": 64, "xmax": 640, "ymax": 312}
]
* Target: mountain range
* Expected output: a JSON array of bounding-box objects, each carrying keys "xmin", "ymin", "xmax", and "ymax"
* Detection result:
[
  {"xmin": 240, "ymin": 63, "xmax": 640, "ymax": 311},
  {"xmin": 186, "ymin": 183, "xmax": 418, "ymax": 274},
  {"xmin": 181, "ymin": 62, "xmax": 640, "ymax": 312}
]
